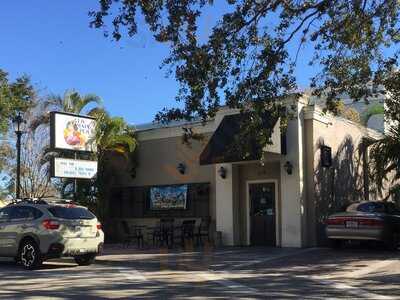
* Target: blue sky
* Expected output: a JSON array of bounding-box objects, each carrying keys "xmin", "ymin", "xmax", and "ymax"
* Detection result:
[{"xmin": 0, "ymin": 1, "xmax": 315, "ymax": 125}]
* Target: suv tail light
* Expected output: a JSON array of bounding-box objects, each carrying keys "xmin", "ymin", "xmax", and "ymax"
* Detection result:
[
  {"xmin": 42, "ymin": 219, "xmax": 60, "ymax": 230},
  {"xmin": 96, "ymin": 223, "xmax": 102, "ymax": 230}
]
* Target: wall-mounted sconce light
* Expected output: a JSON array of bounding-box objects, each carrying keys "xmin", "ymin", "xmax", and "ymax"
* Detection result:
[
  {"xmin": 177, "ymin": 163, "xmax": 186, "ymax": 175},
  {"xmin": 218, "ymin": 166, "xmax": 227, "ymax": 179},
  {"xmin": 320, "ymin": 145, "xmax": 332, "ymax": 168},
  {"xmin": 284, "ymin": 161, "xmax": 293, "ymax": 175}
]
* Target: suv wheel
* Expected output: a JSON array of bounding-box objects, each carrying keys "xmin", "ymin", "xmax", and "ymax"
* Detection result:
[
  {"xmin": 74, "ymin": 253, "xmax": 96, "ymax": 266},
  {"xmin": 19, "ymin": 240, "xmax": 42, "ymax": 270}
]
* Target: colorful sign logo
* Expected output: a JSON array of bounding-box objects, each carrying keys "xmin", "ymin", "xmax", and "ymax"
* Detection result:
[{"xmin": 51, "ymin": 112, "xmax": 96, "ymax": 152}]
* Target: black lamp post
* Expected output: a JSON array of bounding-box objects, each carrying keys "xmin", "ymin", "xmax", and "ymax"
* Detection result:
[{"xmin": 12, "ymin": 112, "xmax": 26, "ymax": 199}]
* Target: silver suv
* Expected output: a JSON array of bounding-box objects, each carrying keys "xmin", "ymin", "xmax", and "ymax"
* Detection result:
[{"xmin": 0, "ymin": 199, "xmax": 104, "ymax": 269}]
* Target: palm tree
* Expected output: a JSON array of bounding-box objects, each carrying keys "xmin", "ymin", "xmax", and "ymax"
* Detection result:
[
  {"xmin": 26, "ymin": 90, "xmax": 102, "ymax": 202},
  {"xmin": 44, "ymin": 110, "xmax": 137, "ymax": 219},
  {"xmin": 369, "ymin": 124, "xmax": 400, "ymax": 201},
  {"xmin": 30, "ymin": 89, "xmax": 102, "ymax": 131},
  {"xmin": 93, "ymin": 111, "xmax": 137, "ymax": 221},
  {"xmin": 369, "ymin": 70, "xmax": 400, "ymax": 202}
]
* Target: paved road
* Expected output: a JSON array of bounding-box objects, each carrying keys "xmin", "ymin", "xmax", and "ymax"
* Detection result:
[{"xmin": 0, "ymin": 246, "xmax": 399, "ymax": 299}]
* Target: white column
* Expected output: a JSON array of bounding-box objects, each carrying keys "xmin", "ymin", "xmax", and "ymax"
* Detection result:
[
  {"xmin": 280, "ymin": 100, "xmax": 306, "ymax": 248},
  {"xmin": 215, "ymin": 163, "xmax": 235, "ymax": 246}
]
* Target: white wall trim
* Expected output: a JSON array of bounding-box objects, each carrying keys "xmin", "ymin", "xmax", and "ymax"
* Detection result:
[{"xmin": 245, "ymin": 179, "xmax": 280, "ymax": 246}]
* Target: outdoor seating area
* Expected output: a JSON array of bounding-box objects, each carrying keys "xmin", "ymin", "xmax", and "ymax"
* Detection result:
[{"xmin": 119, "ymin": 217, "xmax": 212, "ymax": 249}]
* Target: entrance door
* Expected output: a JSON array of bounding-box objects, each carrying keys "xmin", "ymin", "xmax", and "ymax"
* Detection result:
[{"xmin": 249, "ymin": 182, "xmax": 276, "ymax": 246}]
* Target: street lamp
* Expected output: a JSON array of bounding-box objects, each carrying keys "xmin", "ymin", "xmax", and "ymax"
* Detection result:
[{"xmin": 12, "ymin": 112, "xmax": 26, "ymax": 199}]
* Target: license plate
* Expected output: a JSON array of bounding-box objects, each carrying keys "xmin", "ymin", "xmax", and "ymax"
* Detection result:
[
  {"xmin": 346, "ymin": 221, "xmax": 358, "ymax": 228},
  {"xmin": 70, "ymin": 226, "xmax": 81, "ymax": 232}
]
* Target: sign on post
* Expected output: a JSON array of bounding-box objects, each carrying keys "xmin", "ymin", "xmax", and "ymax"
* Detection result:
[
  {"xmin": 50, "ymin": 112, "xmax": 96, "ymax": 152},
  {"xmin": 52, "ymin": 158, "xmax": 98, "ymax": 179}
]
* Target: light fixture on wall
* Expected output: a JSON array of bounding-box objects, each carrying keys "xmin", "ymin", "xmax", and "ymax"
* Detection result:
[
  {"xmin": 177, "ymin": 163, "xmax": 186, "ymax": 175},
  {"xmin": 320, "ymin": 145, "xmax": 332, "ymax": 168},
  {"xmin": 218, "ymin": 166, "xmax": 227, "ymax": 179},
  {"xmin": 284, "ymin": 161, "xmax": 293, "ymax": 175},
  {"xmin": 130, "ymin": 168, "xmax": 136, "ymax": 179}
]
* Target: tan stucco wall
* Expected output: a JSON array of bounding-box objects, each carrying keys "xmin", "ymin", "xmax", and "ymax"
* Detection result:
[
  {"xmin": 129, "ymin": 136, "xmax": 216, "ymax": 220},
  {"xmin": 304, "ymin": 110, "xmax": 381, "ymax": 246}
]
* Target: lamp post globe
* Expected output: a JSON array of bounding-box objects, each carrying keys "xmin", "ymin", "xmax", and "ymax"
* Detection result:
[{"xmin": 12, "ymin": 112, "xmax": 26, "ymax": 200}]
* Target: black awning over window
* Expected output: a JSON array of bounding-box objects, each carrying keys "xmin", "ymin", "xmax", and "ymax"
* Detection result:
[{"xmin": 199, "ymin": 113, "xmax": 284, "ymax": 165}]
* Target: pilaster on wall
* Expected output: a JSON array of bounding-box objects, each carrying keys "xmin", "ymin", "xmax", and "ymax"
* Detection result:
[
  {"xmin": 215, "ymin": 163, "xmax": 235, "ymax": 246},
  {"xmin": 280, "ymin": 100, "xmax": 306, "ymax": 248}
]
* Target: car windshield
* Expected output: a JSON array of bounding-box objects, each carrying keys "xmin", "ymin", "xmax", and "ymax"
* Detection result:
[{"xmin": 48, "ymin": 206, "xmax": 95, "ymax": 220}]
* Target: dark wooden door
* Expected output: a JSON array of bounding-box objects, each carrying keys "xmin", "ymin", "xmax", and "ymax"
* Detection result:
[{"xmin": 249, "ymin": 182, "xmax": 276, "ymax": 246}]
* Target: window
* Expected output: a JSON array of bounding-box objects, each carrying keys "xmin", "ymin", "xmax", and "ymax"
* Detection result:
[
  {"xmin": 0, "ymin": 207, "xmax": 13, "ymax": 221},
  {"xmin": 48, "ymin": 206, "xmax": 95, "ymax": 220},
  {"xmin": 12, "ymin": 207, "xmax": 42, "ymax": 220},
  {"xmin": 357, "ymin": 202, "xmax": 386, "ymax": 213}
]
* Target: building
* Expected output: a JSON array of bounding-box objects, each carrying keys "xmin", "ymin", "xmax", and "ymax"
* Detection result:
[{"xmin": 107, "ymin": 95, "xmax": 385, "ymax": 247}]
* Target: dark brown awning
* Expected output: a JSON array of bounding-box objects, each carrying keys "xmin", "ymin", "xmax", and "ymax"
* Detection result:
[{"xmin": 199, "ymin": 113, "xmax": 285, "ymax": 165}]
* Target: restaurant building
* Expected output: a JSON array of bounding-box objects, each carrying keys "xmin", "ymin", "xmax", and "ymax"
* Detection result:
[{"xmin": 107, "ymin": 95, "xmax": 385, "ymax": 247}]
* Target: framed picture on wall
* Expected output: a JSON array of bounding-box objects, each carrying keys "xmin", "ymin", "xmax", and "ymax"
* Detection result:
[{"xmin": 149, "ymin": 185, "xmax": 188, "ymax": 210}]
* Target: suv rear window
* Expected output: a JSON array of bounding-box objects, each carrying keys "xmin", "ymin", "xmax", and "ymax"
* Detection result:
[{"xmin": 48, "ymin": 207, "xmax": 95, "ymax": 220}]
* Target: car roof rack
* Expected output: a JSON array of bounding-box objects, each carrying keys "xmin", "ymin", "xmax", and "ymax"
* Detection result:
[
  {"xmin": 40, "ymin": 197, "xmax": 77, "ymax": 206},
  {"xmin": 8, "ymin": 197, "xmax": 76, "ymax": 206},
  {"xmin": 8, "ymin": 198, "xmax": 48, "ymax": 205}
]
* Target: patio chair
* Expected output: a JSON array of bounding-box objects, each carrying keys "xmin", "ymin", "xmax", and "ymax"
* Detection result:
[
  {"xmin": 196, "ymin": 217, "xmax": 212, "ymax": 245},
  {"xmin": 160, "ymin": 218, "xmax": 175, "ymax": 248},
  {"xmin": 175, "ymin": 220, "xmax": 196, "ymax": 247},
  {"xmin": 121, "ymin": 220, "xmax": 144, "ymax": 248},
  {"xmin": 147, "ymin": 221, "xmax": 162, "ymax": 247}
]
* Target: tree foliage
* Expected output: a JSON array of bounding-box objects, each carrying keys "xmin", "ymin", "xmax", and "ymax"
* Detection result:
[
  {"xmin": 336, "ymin": 100, "xmax": 361, "ymax": 123},
  {"xmin": 90, "ymin": 1, "xmax": 399, "ymax": 141},
  {"xmin": 30, "ymin": 89, "xmax": 102, "ymax": 131},
  {"xmin": 361, "ymin": 102, "xmax": 385, "ymax": 126},
  {"xmin": 1, "ymin": 102, "xmax": 57, "ymax": 199},
  {"xmin": 92, "ymin": 111, "xmax": 137, "ymax": 220},
  {"xmin": 370, "ymin": 69, "xmax": 400, "ymax": 201},
  {"xmin": 0, "ymin": 69, "xmax": 35, "ymax": 135}
]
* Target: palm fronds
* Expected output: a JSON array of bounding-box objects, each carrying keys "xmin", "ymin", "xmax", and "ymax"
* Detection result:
[
  {"xmin": 30, "ymin": 90, "xmax": 103, "ymax": 132},
  {"xmin": 370, "ymin": 124, "xmax": 400, "ymax": 199}
]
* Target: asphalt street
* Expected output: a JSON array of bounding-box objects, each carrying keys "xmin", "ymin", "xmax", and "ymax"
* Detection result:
[{"xmin": 0, "ymin": 246, "xmax": 399, "ymax": 299}]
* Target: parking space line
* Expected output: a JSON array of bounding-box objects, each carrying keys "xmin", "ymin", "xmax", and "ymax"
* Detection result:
[
  {"xmin": 196, "ymin": 271, "xmax": 263, "ymax": 297},
  {"xmin": 115, "ymin": 266, "xmax": 148, "ymax": 281},
  {"xmin": 231, "ymin": 247, "xmax": 320, "ymax": 269}
]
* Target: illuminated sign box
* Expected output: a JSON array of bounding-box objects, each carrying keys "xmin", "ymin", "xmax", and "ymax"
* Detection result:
[
  {"xmin": 50, "ymin": 112, "xmax": 96, "ymax": 152},
  {"xmin": 52, "ymin": 158, "xmax": 98, "ymax": 179}
]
